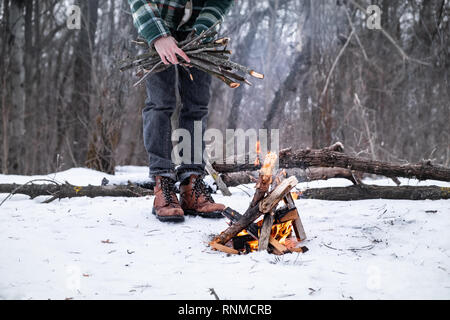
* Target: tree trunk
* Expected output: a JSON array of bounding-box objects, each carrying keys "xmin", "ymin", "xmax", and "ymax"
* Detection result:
[
  {"xmin": 5, "ymin": 0, "xmax": 26, "ymax": 173},
  {"xmin": 212, "ymin": 147, "xmax": 450, "ymax": 182},
  {"xmin": 221, "ymin": 167, "xmax": 362, "ymax": 187},
  {"xmin": 70, "ymin": 0, "xmax": 99, "ymax": 166},
  {"xmin": 226, "ymin": 3, "xmax": 266, "ymax": 128},
  {"xmin": 301, "ymin": 185, "xmax": 450, "ymax": 201},
  {"xmin": 0, "ymin": 0, "xmax": 10, "ymax": 173},
  {"xmin": 1, "ymin": 183, "xmax": 447, "ymax": 203},
  {"xmin": 24, "ymin": 0, "xmax": 34, "ymax": 174},
  {"xmin": 0, "ymin": 182, "xmax": 153, "ymax": 201}
]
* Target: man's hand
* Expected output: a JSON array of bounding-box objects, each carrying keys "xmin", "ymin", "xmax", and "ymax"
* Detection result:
[{"xmin": 154, "ymin": 36, "xmax": 190, "ymax": 65}]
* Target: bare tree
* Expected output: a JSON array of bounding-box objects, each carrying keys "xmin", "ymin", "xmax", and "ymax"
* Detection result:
[{"xmin": 0, "ymin": 0, "xmax": 447, "ymax": 175}]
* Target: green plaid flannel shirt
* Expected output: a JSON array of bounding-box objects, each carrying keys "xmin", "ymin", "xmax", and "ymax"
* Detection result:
[{"xmin": 128, "ymin": 0, "xmax": 234, "ymax": 46}]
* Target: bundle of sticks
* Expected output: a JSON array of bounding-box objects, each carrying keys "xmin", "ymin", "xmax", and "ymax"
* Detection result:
[{"xmin": 118, "ymin": 21, "xmax": 264, "ymax": 87}]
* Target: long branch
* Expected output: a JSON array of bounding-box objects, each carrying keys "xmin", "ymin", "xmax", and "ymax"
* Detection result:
[
  {"xmin": 212, "ymin": 148, "xmax": 450, "ymax": 182},
  {"xmin": 300, "ymin": 185, "xmax": 450, "ymax": 201},
  {"xmin": 0, "ymin": 183, "xmax": 153, "ymax": 203},
  {"xmin": 1, "ymin": 183, "xmax": 447, "ymax": 203}
]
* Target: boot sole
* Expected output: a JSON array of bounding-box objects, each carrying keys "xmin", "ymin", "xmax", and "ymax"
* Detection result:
[
  {"xmin": 183, "ymin": 209, "xmax": 224, "ymax": 219},
  {"xmin": 152, "ymin": 207, "xmax": 185, "ymax": 223}
]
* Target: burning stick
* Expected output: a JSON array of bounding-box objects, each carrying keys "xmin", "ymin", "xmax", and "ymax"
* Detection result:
[
  {"xmin": 210, "ymin": 242, "xmax": 239, "ymax": 255},
  {"xmin": 269, "ymin": 174, "xmax": 307, "ymax": 243},
  {"xmin": 258, "ymin": 212, "xmax": 275, "ymax": 252},
  {"xmin": 251, "ymin": 152, "xmax": 278, "ymax": 207},
  {"xmin": 259, "ymin": 176, "xmax": 298, "ymax": 213}
]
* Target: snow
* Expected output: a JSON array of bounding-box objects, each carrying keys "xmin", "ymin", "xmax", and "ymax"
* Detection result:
[{"xmin": 0, "ymin": 167, "xmax": 449, "ymax": 300}]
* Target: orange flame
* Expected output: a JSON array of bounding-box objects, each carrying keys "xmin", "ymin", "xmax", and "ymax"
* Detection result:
[
  {"xmin": 237, "ymin": 220, "xmax": 293, "ymax": 252},
  {"xmin": 271, "ymin": 221, "xmax": 293, "ymax": 245},
  {"xmin": 254, "ymin": 141, "xmax": 261, "ymax": 166},
  {"xmin": 260, "ymin": 152, "xmax": 277, "ymax": 176}
]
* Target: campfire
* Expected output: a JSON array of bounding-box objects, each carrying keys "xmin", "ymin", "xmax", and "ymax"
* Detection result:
[
  {"xmin": 233, "ymin": 218, "xmax": 294, "ymax": 253},
  {"xmin": 210, "ymin": 153, "xmax": 308, "ymax": 255}
]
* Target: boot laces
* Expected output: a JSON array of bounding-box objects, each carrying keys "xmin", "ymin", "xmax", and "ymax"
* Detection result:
[
  {"xmin": 160, "ymin": 177, "xmax": 177, "ymax": 204},
  {"xmin": 193, "ymin": 176, "xmax": 214, "ymax": 202}
]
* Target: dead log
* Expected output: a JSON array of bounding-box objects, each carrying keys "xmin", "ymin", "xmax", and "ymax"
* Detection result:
[
  {"xmin": 299, "ymin": 185, "xmax": 450, "ymax": 201},
  {"xmin": 0, "ymin": 182, "xmax": 153, "ymax": 202},
  {"xmin": 220, "ymin": 171, "xmax": 258, "ymax": 187},
  {"xmin": 2, "ymin": 179, "xmax": 448, "ymax": 204},
  {"xmin": 221, "ymin": 167, "xmax": 363, "ymax": 187},
  {"xmin": 278, "ymin": 149, "xmax": 450, "ymax": 182},
  {"xmin": 213, "ymin": 148, "xmax": 450, "ymax": 182},
  {"xmin": 220, "ymin": 142, "xmax": 361, "ymax": 186},
  {"xmin": 1, "ymin": 183, "xmax": 447, "ymax": 203}
]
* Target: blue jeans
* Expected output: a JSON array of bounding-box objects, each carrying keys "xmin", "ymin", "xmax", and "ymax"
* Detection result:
[{"xmin": 143, "ymin": 63, "xmax": 211, "ymax": 182}]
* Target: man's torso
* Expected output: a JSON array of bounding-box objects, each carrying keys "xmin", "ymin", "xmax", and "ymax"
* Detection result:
[{"xmin": 153, "ymin": 0, "xmax": 208, "ymax": 31}]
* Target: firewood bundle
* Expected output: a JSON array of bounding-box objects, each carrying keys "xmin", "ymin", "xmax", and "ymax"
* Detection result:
[{"xmin": 118, "ymin": 21, "xmax": 264, "ymax": 87}]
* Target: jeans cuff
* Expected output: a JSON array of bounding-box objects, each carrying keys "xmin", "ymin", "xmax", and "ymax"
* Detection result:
[
  {"xmin": 176, "ymin": 168, "xmax": 205, "ymax": 183},
  {"xmin": 149, "ymin": 169, "xmax": 177, "ymax": 182}
]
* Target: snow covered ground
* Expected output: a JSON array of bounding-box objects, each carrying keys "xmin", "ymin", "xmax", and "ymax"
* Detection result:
[{"xmin": 0, "ymin": 166, "xmax": 449, "ymax": 300}]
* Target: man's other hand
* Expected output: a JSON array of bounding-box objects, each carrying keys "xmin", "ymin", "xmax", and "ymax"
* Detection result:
[{"xmin": 154, "ymin": 36, "xmax": 190, "ymax": 65}]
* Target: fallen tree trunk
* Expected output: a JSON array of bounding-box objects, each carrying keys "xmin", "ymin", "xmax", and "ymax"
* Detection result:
[
  {"xmin": 0, "ymin": 182, "xmax": 153, "ymax": 202},
  {"xmin": 299, "ymin": 185, "xmax": 450, "ymax": 201},
  {"xmin": 1, "ymin": 183, "xmax": 448, "ymax": 203},
  {"xmin": 212, "ymin": 148, "xmax": 450, "ymax": 182},
  {"xmin": 221, "ymin": 167, "xmax": 363, "ymax": 187}
]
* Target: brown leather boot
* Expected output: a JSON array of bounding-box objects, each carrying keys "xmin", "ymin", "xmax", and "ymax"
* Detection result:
[
  {"xmin": 152, "ymin": 176, "xmax": 184, "ymax": 222},
  {"xmin": 179, "ymin": 174, "xmax": 225, "ymax": 218}
]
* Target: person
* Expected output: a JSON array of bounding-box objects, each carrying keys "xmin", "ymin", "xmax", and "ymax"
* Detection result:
[{"xmin": 128, "ymin": 0, "xmax": 234, "ymax": 222}]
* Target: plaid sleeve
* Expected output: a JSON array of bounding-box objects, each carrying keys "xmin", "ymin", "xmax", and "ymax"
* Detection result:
[
  {"xmin": 128, "ymin": 0, "xmax": 171, "ymax": 46},
  {"xmin": 193, "ymin": 0, "xmax": 234, "ymax": 35}
]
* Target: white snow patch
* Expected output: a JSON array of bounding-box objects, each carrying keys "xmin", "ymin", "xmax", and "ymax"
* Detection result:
[{"xmin": 0, "ymin": 167, "xmax": 449, "ymax": 300}]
